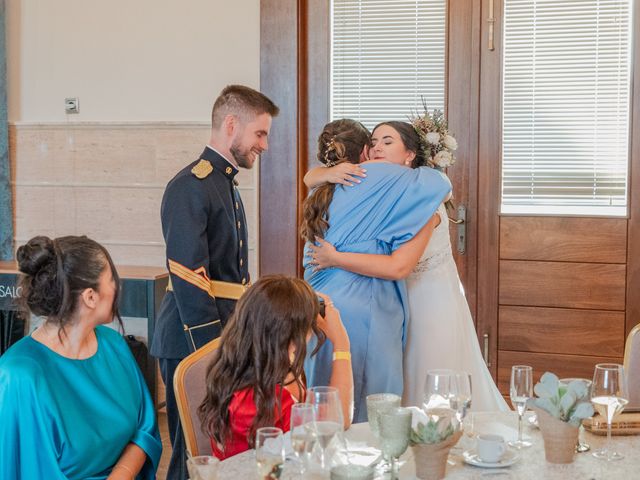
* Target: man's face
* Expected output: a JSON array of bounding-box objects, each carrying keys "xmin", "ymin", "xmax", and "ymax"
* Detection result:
[{"xmin": 230, "ymin": 112, "xmax": 272, "ymax": 169}]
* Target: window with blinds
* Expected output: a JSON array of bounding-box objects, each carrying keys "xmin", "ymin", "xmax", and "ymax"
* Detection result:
[
  {"xmin": 501, "ymin": 0, "xmax": 632, "ymax": 216},
  {"xmin": 331, "ymin": 0, "xmax": 447, "ymax": 130}
]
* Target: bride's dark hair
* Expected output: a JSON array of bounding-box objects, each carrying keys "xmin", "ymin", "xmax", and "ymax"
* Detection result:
[
  {"xmin": 198, "ymin": 275, "xmax": 325, "ymax": 452},
  {"xmin": 372, "ymin": 121, "xmax": 427, "ymax": 168},
  {"xmin": 300, "ymin": 119, "xmax": 371, "ymax": 243}
]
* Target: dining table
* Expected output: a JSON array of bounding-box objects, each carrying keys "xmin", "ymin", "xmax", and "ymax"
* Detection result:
[{"xmin": 218, "ymin": 411, "xmax": 640, "ymax": 479}]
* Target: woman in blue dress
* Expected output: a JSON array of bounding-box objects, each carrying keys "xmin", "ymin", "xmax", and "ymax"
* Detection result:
[
  {"xmin": 300, "ymin": 119, "xmax": 451, "ymax": 422},
  {"xmin": 0, "ymin": 236, "xmax": 161, "ymax": 480}
]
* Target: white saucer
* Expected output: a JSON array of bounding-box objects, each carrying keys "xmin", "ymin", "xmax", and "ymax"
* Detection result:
[{"xmin": 462, "ymin": 449, "xmax": 519, "ymax": 468}]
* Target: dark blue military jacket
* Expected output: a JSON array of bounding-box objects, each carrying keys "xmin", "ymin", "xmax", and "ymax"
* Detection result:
[{"xmin": 151, "ymin": 147, "xmax": 249, "ymax": 359}]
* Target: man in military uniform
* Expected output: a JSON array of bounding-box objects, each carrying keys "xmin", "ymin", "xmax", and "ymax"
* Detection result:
[{"xmin": 151, "ymin": 85, "xmax": 279, "ymax": 479}]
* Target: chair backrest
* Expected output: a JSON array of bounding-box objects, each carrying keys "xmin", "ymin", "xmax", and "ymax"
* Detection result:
[
  {"xmin": 173, "ymin": 338, "xmax": 221, "ymax": 457},
  {"xmin": 624, "ymin": 324, "xmax": 640, "ymax": 410}
]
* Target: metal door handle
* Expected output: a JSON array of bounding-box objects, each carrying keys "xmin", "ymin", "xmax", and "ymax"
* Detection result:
[
  {"xmin": 450, "ymin": 205, "xmax": 466, "ymax": 254},
  {"xmin": 483, "ymin": 333, "xmax": 491, "ymax": 367}
]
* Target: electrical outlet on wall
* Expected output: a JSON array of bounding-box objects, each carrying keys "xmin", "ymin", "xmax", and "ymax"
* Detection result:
[{"xmin": 65, "ymin": 97, "xmax": 79, "ymax": 114}]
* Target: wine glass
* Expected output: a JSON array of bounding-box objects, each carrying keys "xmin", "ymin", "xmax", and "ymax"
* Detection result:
[
  {"xmin": 424, "ymin": 369, "xmax": 456, "ymax": 410},
  {"xmin": 560, "ymin": 377, "xmax": 592, "ymax": 453},
  {"xmin": 307, "ymin": 386, "xmax": 344, "ymax": 471},
  {"xmin": 378, "ymin": 407, "xmax": 412, "ymax": 479},
  {"xmin": 509, "ymin": 365, "xmax": 533, "ymax": 449},
  {"xmin": 255, "ymin": 427, "xmax": 285, "ymax": 479},
  {"xmin": 591, "ymin": 363, "xmax": 629, "ymax": 461},
  {"xmin": 451, "ymin": 371, "xmax": 472, "ymax": 425},
  {"xmin": 290, "ymin": 403, "xmax": 315, "ymax": 476}
]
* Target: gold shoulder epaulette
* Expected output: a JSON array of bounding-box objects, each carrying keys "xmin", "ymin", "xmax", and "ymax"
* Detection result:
[{"xmin": 191, "ymin": 159, "xmax": 213, "ymax": 179}]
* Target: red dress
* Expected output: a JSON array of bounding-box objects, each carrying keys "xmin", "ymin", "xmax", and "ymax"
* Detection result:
[{"xmin": 211, "ymin": 385, "xmax": 295, "ymax": 460}]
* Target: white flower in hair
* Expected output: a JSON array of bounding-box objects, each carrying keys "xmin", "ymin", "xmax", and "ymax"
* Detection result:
[
  {"xmin": 443, "ymin": 134, "xmax": 458, "ymax": 151},
  {"xmin": 425, "ymin": 132, "xmax": 441, "ymax": 145}
]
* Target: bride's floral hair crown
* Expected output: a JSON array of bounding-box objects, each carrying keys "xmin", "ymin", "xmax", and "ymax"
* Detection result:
[{"xmin": 410, "ymin": 100, "xmax": 458, "ymax": 170}]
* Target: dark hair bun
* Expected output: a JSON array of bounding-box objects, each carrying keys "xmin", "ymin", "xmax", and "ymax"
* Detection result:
[{"xmin": 17, "ymin": 236, "xmax": 57, "ymax": 276}]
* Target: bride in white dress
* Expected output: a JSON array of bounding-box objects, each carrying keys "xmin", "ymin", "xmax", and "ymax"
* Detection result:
[{"xmin": 305, "ymin": 121, "xmax": 508, "ymax": 412}]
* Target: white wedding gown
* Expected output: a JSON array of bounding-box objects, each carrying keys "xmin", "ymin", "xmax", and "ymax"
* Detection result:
[{"xmin": 403, "ymin": 204, "xmax": 509, "ymax": 411}]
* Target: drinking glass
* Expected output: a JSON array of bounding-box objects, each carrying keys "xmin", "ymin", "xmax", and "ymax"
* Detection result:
[
  {"xmin": 308, "ymin": 386, "xmax": 344, "ymax": 471},
  {"xmin": 560, "ymin": 377, "xmax": 592, "ymax": 453},
  {"xmin": 186, "ymin": 455, "xmax": 219, "ymax": 480},
  {"xmin": 290, "ymin": 403, "xmax": 315, "ymax": 475},
  {"xmin": 255, "ymin": 427, "xmax": 285, "ymax": 479},
  {"xmin": 591, "ymin": 363, "xmax": 629, "ymax": 461},
  {"xmin": 509, "ymin": 365, "xmax": 533, "ymax": 449},
  {"xmin": 424, "ymin": 369, "xmax": 456, "ymax": 410},
  {"xmin": 451, "ymin": 371, "xmax": 472, "ymax": 425},
  {"xmin": 366, "ymin": 393, "xmax": 401, "ymax": 471},
  {"xmin": 378, "ymin": 407, "xmax": 412, "ymax": 479}
]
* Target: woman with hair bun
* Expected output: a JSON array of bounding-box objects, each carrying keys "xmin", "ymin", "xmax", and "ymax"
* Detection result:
[
  {"xmin": 300, "ymin": 119, "xmax": 451, "ymax": 422},
  {"xmin": 0, "ymin": 235, "xmax": 161, "ymax": 480}
]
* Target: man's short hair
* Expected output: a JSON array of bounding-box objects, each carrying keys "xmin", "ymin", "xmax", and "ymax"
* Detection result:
[{"xmin": 211, "ymin": 85, "xmax": 280, "ymax": 128}]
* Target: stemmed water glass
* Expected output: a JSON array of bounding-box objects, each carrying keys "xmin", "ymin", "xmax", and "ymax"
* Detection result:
[
  {"xmin": 366, "ymin": 393, "xmax": 401, "ymax": 470},
  {"xmin": 255, "ymin": 427, "xmax": 285, "ymax": 479},
  {"xmin": 307, "ymin": 386, "xmax": 344, "ymax": 471},
  {"xmin": 290, "ymin": 403, "xmax": 315, "ymax": 476},
  {"xmin": 591, "ymin": 363, "xmax": 629, "ymax": 461},
  {"xmin": 378, "ymin": 407, "xmax": 412, "ymax": 479},
  {"xmin": 509, "ymin": 365, "xmax": 533, "ymax": 449}
]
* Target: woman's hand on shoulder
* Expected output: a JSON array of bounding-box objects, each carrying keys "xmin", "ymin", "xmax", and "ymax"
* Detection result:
[
  {"xmin": 315, "ymin": 292, "xmax": 350, "ymax": 352},
  {"xmin": 309, "ymin": 237, "xmax": 340, "ymax": 271},
  {"xmin": 303, "ymin": 164, "xmax": 367, "ymax": 188}
]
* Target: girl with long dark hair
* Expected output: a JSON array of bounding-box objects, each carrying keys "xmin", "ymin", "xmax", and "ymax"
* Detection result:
[{"xmin": 198, "ymin": 275, "xmax": 353, "ymax": 460}]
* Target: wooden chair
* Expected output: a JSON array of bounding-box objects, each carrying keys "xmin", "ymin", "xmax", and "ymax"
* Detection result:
[
  {"xmin": 624, "ymin": 324, "xmax": 640, "ymax": 410},
  {"xmin": 173, "ymin": 338, "xmax": 220, "ymax": 457}
]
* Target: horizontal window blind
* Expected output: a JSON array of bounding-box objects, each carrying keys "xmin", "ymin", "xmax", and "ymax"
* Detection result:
[
  {"xmin": 331, "ymin": 0, "xmax": 446, "ymax": 130},
  {"xmin": 501, "ymin": 0, "xmax": 632, "ymax": 216}
]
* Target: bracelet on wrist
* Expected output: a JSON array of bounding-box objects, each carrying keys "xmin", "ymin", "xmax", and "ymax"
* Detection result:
[{"xmin": 332, "ymin": 350, "xmax": 351, "ymax": 362}]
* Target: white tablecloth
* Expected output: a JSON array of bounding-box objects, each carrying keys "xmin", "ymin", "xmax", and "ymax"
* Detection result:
[{"xmin": 218, "ymin": 411, "xmax": 640, "ymax": 479}]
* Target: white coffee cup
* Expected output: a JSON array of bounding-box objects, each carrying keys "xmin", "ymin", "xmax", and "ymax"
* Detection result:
[{"xmin": 476, "ymin": 434, "xmax": 506, "ymax": 463}]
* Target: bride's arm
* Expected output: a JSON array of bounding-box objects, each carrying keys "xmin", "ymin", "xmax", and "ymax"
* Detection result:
[
  {"xmin": 304, "ymin": 164, "xmax": 367, "ymax": 188},
  {"xmin": 309, "ymin": 215, "xmax": 440, "ymax": 280}
]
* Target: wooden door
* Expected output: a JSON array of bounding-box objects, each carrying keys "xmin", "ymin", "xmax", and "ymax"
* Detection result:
[{"xmin": 476, "ymin": 0, "xmax": 640, "ymax": 393}]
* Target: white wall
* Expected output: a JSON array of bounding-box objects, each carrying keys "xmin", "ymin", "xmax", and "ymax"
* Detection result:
[
  {"xmin": 6, "ymin": 0, "xmax": 260, "ymax": 122},
  {"xmin": 6, "ymin": 0, "xmax": 262, "ymax": 278}
]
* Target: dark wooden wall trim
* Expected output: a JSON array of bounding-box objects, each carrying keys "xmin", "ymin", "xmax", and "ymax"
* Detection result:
[
  {"xmin": 477, "ymin": 0, "xmax": 503, "ymax": 378},
  {"xmin": 259, "ymin": 0, "xmax": 304, "ymax": 276},
  {"xmin": 626, "ymin": 0, "xmax": 640, "ymax": 336}
]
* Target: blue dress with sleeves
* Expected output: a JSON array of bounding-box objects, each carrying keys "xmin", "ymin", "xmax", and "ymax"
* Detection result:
[
  {"xmin": 304, "ymin": 162, "xmax": 451, "ymax": 422},
  {"xmin": 0, "ymin": 325, "xmax": 162, "ymax": 480}
]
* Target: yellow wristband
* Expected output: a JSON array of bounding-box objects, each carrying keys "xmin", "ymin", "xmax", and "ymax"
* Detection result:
[{"xmin": 333, "ymin": 350, "xmax": 351, "ymax": 362}]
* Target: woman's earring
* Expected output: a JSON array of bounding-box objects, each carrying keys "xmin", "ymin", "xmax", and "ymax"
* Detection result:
[{"xmin": 405, "ymin": 160, "xmax": 411, "ymax": 166}]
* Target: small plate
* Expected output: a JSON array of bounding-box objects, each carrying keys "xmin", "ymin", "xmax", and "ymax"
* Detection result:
[{"xmin": 462, "ymin": 449, "xmax": 519, "ymax": 468}]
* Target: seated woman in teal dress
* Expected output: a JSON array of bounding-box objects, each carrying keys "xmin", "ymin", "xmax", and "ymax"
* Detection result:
[
  {"xmin": 0, "ymin": 236, "xmax": 161, "ymax": 480},
  {"xmin": 198, "ymin": 275, "xmax": 353, "ymax": 459},
  {"xmin": 300, "ymin": 119, "xmax": 451, "ymax": 422}
]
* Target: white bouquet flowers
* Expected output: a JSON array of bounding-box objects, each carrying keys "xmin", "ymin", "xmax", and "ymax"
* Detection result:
[{"xmin": 410, "ymin": 102, "xmax": 457, "ymax": 170}]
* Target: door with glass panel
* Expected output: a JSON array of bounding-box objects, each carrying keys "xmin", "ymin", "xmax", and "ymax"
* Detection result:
[
  {"xmin": 329, "ymin": 0, "xmax": 476, "ymax": 305},
  {"xmin": 477, "ymin": 0, "xmax": 638, "ymax": 395}
]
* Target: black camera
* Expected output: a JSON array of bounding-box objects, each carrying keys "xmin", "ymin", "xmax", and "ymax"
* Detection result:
[{"xmin": 317, "ymin": 296, "xmax": 326, "ymax": 318}]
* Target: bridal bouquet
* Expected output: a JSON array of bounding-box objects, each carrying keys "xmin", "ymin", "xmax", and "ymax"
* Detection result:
[{"xmin": 410, "ymin": 101, "xmax": 457, "ymax": 169}]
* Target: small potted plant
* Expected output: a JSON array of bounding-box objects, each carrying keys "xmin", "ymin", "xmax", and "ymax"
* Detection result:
[
  {"xmin": 529, "ymin": 372, "xmax": 594, "ymax": 463},
  {"xmin": 409, "ymin": 408, "xmax": 462, "ymax": 479}
]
